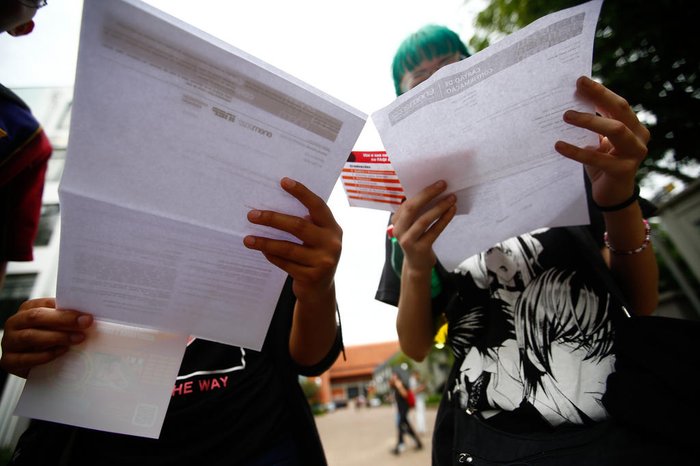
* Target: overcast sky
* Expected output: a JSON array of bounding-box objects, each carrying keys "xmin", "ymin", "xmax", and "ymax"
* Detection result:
[{"xmin": 0, "ymin": 0, "xmax": 487, "ymax": 346}]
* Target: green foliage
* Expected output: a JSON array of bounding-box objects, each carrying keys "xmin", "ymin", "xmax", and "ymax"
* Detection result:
[
  {"xmin": 299, "ymin": 377, "xmax": 320, "ymax": 402},
  {"xmin": 425, "ymin": 392, "xmax": 443, "ymax": 407},
  {"xmin": 469, "ymin": 0, "xmax": 700, "ymax": 184},
  {"xmin": 300, "ymin": 377, "xmax": 330, "ymax": 416},
  {"xmin": 311, "ymin": 403, "xmax": 328, "ymax": 416},
  {"xmin": 387, "ymin": 351, "xmax": 415, "ymax": 368}
]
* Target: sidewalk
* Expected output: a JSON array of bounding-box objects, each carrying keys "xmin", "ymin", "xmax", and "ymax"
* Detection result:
[{"xmin": 316, "ymin": 404, "xmax": 435, "ymax": 466}]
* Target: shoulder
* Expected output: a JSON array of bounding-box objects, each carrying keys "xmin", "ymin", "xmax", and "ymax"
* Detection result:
[{"xmin": 0, "ymin": 84, "xmax": 30, "ymax": 110}]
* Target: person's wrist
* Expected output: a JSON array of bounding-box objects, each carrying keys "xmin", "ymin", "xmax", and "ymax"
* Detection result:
[
  {"xmin": 403, "ymin": 256, "xmax": 435, "ymax": 278},
  {"xmin": 604, "ymin": 218, "xmax": 651, "ymax": 255},
  {"xmin": 402, "ymin": 266, "xmax": 434, "ymax": 287},
  {"xmin": 592, "ymin": 184, "xmax": 639, "ymax": 212},
  {"xmin": 294, "ymin": 281, "xmax": 335, "ymax": 309}
]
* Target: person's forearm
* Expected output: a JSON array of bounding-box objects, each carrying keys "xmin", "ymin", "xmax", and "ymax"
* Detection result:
[
  {"xmin": 289, "ymin": 284, "xmax": 338, "ymax": 367},
  {"xmin": 396, "ymin": 264, "xmax": 436, "ymax": 361},
  {"xmin": 603, "ymin": 202, "xmax": 659, "ymax": 316}
]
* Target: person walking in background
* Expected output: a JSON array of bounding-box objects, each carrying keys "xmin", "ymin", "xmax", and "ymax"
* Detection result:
[
  {"xmin": 409, "ymin": 369, "xmax": 427, "ymax": 434},
  {"xmin": 389, "ymin": 371, "xmax": 423, "ymax": 455}
]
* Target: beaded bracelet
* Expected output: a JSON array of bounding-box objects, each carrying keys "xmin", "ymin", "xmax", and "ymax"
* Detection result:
[
  {"xmin": 592, "ymin": 185, "xmax": 640, "ymax": 212},
  {"xmin": 604, "ymin": 219, "xmax": 651, "ymax": 255}
]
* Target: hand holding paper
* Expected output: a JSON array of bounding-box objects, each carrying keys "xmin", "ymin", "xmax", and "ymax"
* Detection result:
[
  {"xmin": 15, "ymin": 319, "xmax": 188, "ymax": 439},
  {"xmin": 245, "ymin": 177, "xmax": 342, "ymax": 304},
  {"xmin": 554, "ymin": 76, "xmax": 651, "ymax": 208},
  {"xmin": 0, "ymin": 298, "xmax": 93, "ymax": 378},
  {"xmin": 245, "ymin": 177, "xmax": 343, "ymax": 366},
  {"xmin": 389, "ymin": 180, "xmax": 456, "ymax": 273}
]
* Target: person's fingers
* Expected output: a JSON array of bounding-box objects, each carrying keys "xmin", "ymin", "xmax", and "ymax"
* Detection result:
[
  {"xmin": 555, "ymin": 139, "xmax": 639, "ymax": 206},
  {"xmin": 17, "ymin": 297, "xmax": 56, "ymax": 311},
  {"xmin": 575, "ymin": 76, "xmax": 650, "ymax": 143},
  {"xmin": 261, "ymin": 253, "xmax": 335, "ymax": 286},
  {"xmin": 0, "ymin": 299, "xmax": 92, "ymax": 378},
  {"xmin": 420, "ymin": 205, "xmax": 457, "ymax": 246},
  {"xmin": 243, "ymin": 236, "xmax": 340, "ymax": 267},
  {"xmin": 558, "ymin": 80, "xmax": 650, "ymax": 177},
  {"xmin": 246, "ymin": 178, "xmax": 342, "ymax": 246},
  {"xmin": 7, "ymin": 304, "xmax": 93, "ymax": 333},
  {"xmin": 0, "ymin": 346, "xmax": 71, "ymax": 378},
  {"xmin": 392, "ymin": 180, "xmax": 448, "ymax": 237},
  {"xmin": 246, "ymin": 211, "xmax": 344, "ymax": 256},
  {"xmin": 247, "ymin": 209, "xmax": 324, "ymax": 244},
  {"xmin": 243, "ymin": 235, "xmax": 341, "ymax": 283},
  {"xmin": 245, "ymin": 177, "xmax": 343, "ymax": 291},
  {"xmin": 279, "ymin": 178, "xmax": 339, "ymax": 230},
  {"xmin": 561, "ymin": 110, "xmax": 648, "ymax": 159},
  {"xmin": 2, "ymin": 324, "xmax": 88, "ymax": 353},
  {"xmin": 400, "ymin": 193, "xmax": 456, "ymax": 245},
  {"xmin": 554, "ymin": 140, "xmax": 622, "ymax": 171},
  {"xmin": 2, "ymin": 301, "xmax": 92, "ymax": 354}
]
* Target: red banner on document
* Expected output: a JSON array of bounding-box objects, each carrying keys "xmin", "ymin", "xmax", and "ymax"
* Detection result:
[{"xmin": 341, "ymin": 151, "xmax": 405, "ymax": 212}]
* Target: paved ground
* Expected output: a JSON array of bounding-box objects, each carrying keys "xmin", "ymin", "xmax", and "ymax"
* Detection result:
[{"xmin": 316, "ymin": 404, "xmax": 436, "ymax": 466}]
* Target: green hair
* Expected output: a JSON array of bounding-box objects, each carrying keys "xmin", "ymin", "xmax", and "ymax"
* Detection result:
[{"xmin": 392, "ymin": 24, "xmax": 470, "ymax": 96}]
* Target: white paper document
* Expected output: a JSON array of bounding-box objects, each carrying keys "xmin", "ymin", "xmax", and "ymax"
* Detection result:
[
  {"xmin": 372, "ymin": 0, "xmax": 603, "ymax": 270},
  {"xmin": 15, "ymin": 320, "xmax": 189, "ymax": 438},
  {"xmin": 55, "ymin": 0, "xmax": 366, "ymax": 348}
]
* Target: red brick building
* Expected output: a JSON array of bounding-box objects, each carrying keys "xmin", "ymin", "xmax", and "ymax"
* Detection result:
[{"xmin": 315, "ymin": 341, "xmax": 400, "ymax": 406}]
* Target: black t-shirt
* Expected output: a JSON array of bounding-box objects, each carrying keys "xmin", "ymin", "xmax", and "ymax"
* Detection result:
[
  {"xmin": 375, "ymin": 185, "xmax": 637, "ymax": 462},
  {"xmin": 12, "ymin": 278, "xmax": 341, "ymax": 466}
]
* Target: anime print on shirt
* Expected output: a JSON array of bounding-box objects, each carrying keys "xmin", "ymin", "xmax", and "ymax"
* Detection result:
[{"xmin": 446, "ymin": 229, "xmax": 616, "ymax": 427}]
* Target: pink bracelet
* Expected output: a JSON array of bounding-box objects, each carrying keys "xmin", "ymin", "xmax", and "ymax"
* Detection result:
[{"xmin": 604, "ymin": 219, "xmax": 651, "ymax": 255}]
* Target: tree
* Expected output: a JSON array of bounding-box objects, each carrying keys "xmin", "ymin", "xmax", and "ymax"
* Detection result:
[
  {"xmin": 300, "ymin": 377, "xmax": 321, "ymax": 404},
  {"xmin": 468, "ymin": 0, "xmax": 699, "ymax": 185}
]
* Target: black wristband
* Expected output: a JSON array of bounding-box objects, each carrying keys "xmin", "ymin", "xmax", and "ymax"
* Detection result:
[{"xmin": 592, "ymin": 185, "xmax": 640, "ymax": 212}]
